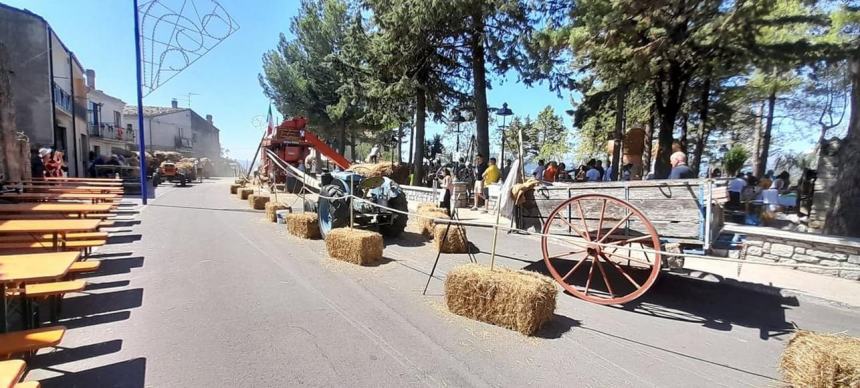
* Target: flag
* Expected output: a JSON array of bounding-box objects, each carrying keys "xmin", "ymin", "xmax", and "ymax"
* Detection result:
[{"xmin": 266, "ymin": 105, "xmax": 274, "ymax": 138}]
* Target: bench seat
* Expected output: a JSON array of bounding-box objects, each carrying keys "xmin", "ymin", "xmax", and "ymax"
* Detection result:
[
  {"xmin": 0, "ymin": 232, "xmax": 108, "ymax": 243},
  {"xmin": 25, "ymin": 280, "xmax": 86, "ymax": 298},
  {"xmin": 0, "ymin": 359, "xmax": 25, "ymax": 388},
  {"xmin": 0, "ymin": 326, "xmax": 65, "ymax": 357},
  {"xmin": 0, "ymin": 240, "xmax": 105, "ymax": 251},
  {"xmin": 68, "ymin": 261, "xmax": 100, "ymax": 273}
]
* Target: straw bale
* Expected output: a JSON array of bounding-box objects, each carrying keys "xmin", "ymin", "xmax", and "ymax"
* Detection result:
[
  {"xmin": 348, "ymin": 162, "xmax": 409, "ymax": 184},
  {"xmin": 265, "ymin": 202, "xmax": 289, "ymax": 222},
  {"xmin": 418, "ymin": 208, "xmax": 449, "ymax": 238},
  {"xmin": 780, "ymin": 330, "xmax": 860, "ymax": 387},
  {"xmin": 286, "ymin": 213, "xmax": 321, "ymax": 239},
  {"xmin": 238, "ymin": 188, "xmax": 254, "ymax": 200},
  {"xmin": 444, "ymin": 264, "xmax": 557, "ymax": 336},
  {"xmin": 325, "ymin": 228, "xmax": 383, "ymax": 265},
  {"xmin": 433, "ymin": 224, "xmax": 469, "ymax": 253},
  {"xmin": 417, "ymin": 203, "xmax": 441, "ymax": 213},
  {"xmin": 248, "ymin": 194, "xmax": 270, "ymax": 209},
  {"xmin": 230, "ymin": 184, "xmax": 241, "ymax": 194}
]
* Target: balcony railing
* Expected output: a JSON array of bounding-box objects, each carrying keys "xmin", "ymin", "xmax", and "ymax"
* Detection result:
[
  {"xmin": 175, "ymin": 136, "xmax": 193, "ymax": 149},
  {"xmin": 89, "ymin": 123, "xmax": 135, "ymax": 142},
  {"xmin": 53, "ymin": 82, "xmax": 72, "ymax": 113}
]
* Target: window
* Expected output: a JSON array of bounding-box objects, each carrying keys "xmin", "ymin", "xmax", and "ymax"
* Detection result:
[{"xmin": 114, "ymin": 111, "xmax": 121, "ymax": 127}]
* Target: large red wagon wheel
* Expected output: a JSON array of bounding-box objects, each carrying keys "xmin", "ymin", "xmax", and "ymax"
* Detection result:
[{"xmin": 540, "ymin": 194, "xmax": 662, "ymax": 305}]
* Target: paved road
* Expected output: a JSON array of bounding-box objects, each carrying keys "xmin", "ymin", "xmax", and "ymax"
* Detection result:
[{"xmin": 28, "ymin": 178, "xmax": 860, "ymax": 387}]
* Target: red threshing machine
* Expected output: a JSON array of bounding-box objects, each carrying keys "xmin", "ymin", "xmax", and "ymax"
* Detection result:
[{"xmin": 260, "ymin": 117, "xmax": 351, "ymax": 184}]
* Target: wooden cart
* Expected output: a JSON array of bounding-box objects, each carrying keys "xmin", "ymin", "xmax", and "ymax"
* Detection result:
[{"xmin": 516, "ymin": 179, "xmax": 723, "ymax": 305}]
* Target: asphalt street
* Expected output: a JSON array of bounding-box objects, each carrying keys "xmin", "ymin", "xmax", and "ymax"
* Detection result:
[{"xmin": 27, "ymin": 178, "xmax": 860, "ymax": 387}]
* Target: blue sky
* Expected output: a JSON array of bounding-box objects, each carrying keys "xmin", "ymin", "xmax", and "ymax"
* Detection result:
[{"xmin": 3, "ymin": 0, "xmax": 574, "ymax": 163}]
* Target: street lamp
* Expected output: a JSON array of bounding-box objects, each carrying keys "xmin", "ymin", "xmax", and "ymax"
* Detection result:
[
  {"xmin": 495, "ymin": 102, "xmax": 513, "ymax": 173},
  {"xmin": 451, "ymin": 111, "xmax": 467, "ymax": 153}
]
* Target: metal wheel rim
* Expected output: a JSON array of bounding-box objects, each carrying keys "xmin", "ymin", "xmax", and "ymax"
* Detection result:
[{"xmin": 540, "ymin": 193, "xmax": 662, "ymax": 305}]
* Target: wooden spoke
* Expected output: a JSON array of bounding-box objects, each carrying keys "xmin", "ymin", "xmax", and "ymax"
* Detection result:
[
  {"xmin": 603, "ymin": 248, "xmax": 653, "ymax": 266},
  {"xmin": 593, "ymin": 254, "xmax": 615, "ymax": 297},
  {"xmin": 605, "ymin": 235, "xmax": 653, "ymax": 246},
  {"xmin": 596, "ymin": 212, "xmax": 634, "ymax": 245},
  {"xmin": 595, "ymin": 199, "xmax": 608, "ymax": 241},
  {"xmin": 584, "ymin": 256, "xmax": 596, "ymax": 295},
  {"xmin": 546, "ymin": 249, "xmax": 586, "ymax": 260},
  {"xmin": 600, "ymin": 253, "xmax": 642, "ymax": 289},
  {"xmin": 555, "ymin": 214, "xmax": 588, "ymax": 241},
  {"xmin": 575, "ymin": 200, "xmax": 592, "ymax": 241},
  {"xmin": 561, "ymin": 257, "xmax": 589, "ymax": 281}
]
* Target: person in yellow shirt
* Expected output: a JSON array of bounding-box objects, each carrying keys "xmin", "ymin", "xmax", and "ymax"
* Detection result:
[{"xmin": 479, "ymin": 158, "xmax": 501, "ymax": 213}]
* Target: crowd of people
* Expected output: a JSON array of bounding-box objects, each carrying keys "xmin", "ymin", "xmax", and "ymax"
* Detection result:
[
  {"xmin": 530, "ymin": 158, "xmax": 636, "ymax": 182},
  {"xmin": 726, "ymin": 169, "xmax": 793, "ymax": 209}
]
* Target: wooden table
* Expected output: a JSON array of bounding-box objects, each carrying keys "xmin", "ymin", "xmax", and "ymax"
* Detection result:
[
  {"xmin": 0, "ymin": 251, "xmax": 80, "ymax": 332},
  {"xmin": 21, "ymin": 185, "xmax": 123, "ymax": 194},
  {"xmin": 0, "ymin": 203, "xmax": 114, "ymax": 218},
  {"xmin": 24, "ymin": 178, "xmax": 123, "ymax": 187},
  {"xmin": 0, "ymin": 192, "xmax": 118, "ymax": 204},
  {"xmin": 0, "ymin": 219, "xmax": 101, "ymax": 249}
]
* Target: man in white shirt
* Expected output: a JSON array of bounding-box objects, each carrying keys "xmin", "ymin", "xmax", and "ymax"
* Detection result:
[{"xmin": 532, "ymin": 159, "xmax": 545, "ymax": 180}]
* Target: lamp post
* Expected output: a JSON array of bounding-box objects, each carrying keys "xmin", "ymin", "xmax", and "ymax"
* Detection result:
[
  {"xmin": 495, "ymin": 103, "xmax": 513, "ymax": 173},
  {"xmin": 451, "ymin": 111, "xmax": 467, "ymax": 154}
]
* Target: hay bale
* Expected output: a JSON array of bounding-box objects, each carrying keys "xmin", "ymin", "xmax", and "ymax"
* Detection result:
[
  {"xmin": 416, "ymin": 202, "xmax": 441, "ymax": 213},
  {"xmin": 444, "ymin": 264, "xmax": 556, "ymax": 336},
  {"xmin": 780, "ymin": 330, "xmax": 860, "ymax": 387},
  {"xmin": 286, "ymin": 213, "xmax": 321, "ymax": 239},
  {"xmin": 348, "ymin": 162, "xmax": 410, "ymax": 184},
  {"xmin": 433, "ymin": 224, "xmax": 468, "ymax": 253},
  {"xmin": 418, "ymin": 209, "xmax": 449, "ymax": 238},
  {"xmin": 325, "ymin": 228, "xmax": 383, "ymax": 265},
  {"xmin": 248, "ymin": 194, "xmax": 270, "ymax": 209},
  {"xmin": 229, "ymin": 184, "xmax": 241, "ymax": 194},
  {"xmin": 238, "ymin": 188, "xmax": 254, "ymax": 200},
  {"xmin": 265, "ymin": 202, "xmax": 290, "ymax": 222}
]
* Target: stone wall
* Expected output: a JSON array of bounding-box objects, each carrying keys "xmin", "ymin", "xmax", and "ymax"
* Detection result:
[
  {"xmin": 742, "ymin": 233, "xmax": 860, "ymax": 280},
  {"xmin": 401, "ymin": 185, "xmax": 439, "ymax": 206}
]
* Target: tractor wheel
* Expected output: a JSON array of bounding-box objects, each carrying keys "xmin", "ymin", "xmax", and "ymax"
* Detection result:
[
  {"xmin": 318, "ymin": 184, "xmax": 350, "ymax": 238},
  {"xmin": 378, "ymin": 193, "xmax": 408, "ymax": 237},
  {"xmin": 179, "ymin": 175, "xmax": 187, "ymax": 187}
]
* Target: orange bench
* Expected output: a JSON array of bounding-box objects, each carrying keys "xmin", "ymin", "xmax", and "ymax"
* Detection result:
[
  {"xmin": 0, "ymin": 326, "xmax": 65, "ymax": 358},
  {"xmin": 0, "ymin": 232, "xmax": 108, "ymax": 243}
]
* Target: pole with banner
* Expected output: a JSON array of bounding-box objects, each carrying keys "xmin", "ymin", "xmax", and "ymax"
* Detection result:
[{"xmin": 133, "ymin": 0, "xmax": 148, "ymax": 204}]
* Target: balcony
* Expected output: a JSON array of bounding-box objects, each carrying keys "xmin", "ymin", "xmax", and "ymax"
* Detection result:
[
  {"xmin": 53, "ymin": 82, "xmax": 72, "ymax": 113},
  {"xmin": 89, "ymin": 123, "xmax": 136, "ymax": 143},
  {"xmin": 175, "ymin": 136, "xmax": 193, "ymax": 149}
]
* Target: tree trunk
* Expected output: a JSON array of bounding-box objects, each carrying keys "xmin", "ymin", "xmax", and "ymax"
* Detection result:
[
  {"xmin": 397, "ymin": 124, "xmax": 403, "ymax": 163},
  {"xmin": 470, "ymin": 9, "xmax": 490, "ymax": 159},
  {"xmin": 756, "ymin": 88, "xmax": 777, "ymax": 177},
  {"xmin": 679, "ymin": 112, "xmax": 689, "ymax": 156},
  {"xmin": 691, "ymin": 78, "xmax": 711, "ymax": 174},
  {"xmin": 349, "ymin": 127, "xmax": 356, "ymax": 162},
  {"xmin": 611, "ymin": 86, "xmax": 625, "ymax": 181},
  {"xmin": 751, "ymin": 101, "xmax": 764, "ymax": 174},
  {"xmin": 412, "ymin": 87, "xmax": 427, "ymax": 185},
  {"xmin": 653, "ymin": 65, "xmax": 688, "ymax": 179},
  {"xmin": 337, "ymin": 123, "xmax": 346, "ymax": 155},
  {"xmin": 823, "ymin": 55, "xmax": 860, "ymax": 237},
  {"xmin": 643, "ymin": 105, "xmax": 655, "ymax": 174}
]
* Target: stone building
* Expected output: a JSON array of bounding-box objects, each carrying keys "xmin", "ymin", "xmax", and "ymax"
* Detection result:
[
  {"xmin": 85, "ymin": 70, "xmax": 137, "ymax": 159},
  {"xmin": 0, "ymin": 3, "xmax": 89, "ymax": 176},
  {"xmin": 123, "ymin": 99, "xmax": 222, "ymax": 160}
]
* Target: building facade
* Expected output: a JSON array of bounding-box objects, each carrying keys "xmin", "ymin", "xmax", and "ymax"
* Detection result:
[
  {"xmin": 0, "ymin": 3, "xmax": 88, "ymax": 176},
  {"xmin": 124, "ymin": 99, "xmax": 222, "ymax": 160},
  {"xmin": 85, "ymin": 70, "xmax": 137, "ymax": 159}
]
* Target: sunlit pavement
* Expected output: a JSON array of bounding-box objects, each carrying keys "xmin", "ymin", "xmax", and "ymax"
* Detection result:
[{"xmin": 26, "ymin": 178, "xmax": 860, "ymax": 387}]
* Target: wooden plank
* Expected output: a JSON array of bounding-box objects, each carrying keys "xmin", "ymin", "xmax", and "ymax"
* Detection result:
[{"xmin": 528, "ymin": 199, "xmax": 701, "ymax": 223}]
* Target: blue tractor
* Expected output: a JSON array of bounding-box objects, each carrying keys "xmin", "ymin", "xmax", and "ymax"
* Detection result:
[{"xmin": 314, "ymin": 171, "xmax": 409, "ymax": 238}]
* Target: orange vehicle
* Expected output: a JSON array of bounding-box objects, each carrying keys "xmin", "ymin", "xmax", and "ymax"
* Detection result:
[
  {"xmin": 260, "ymin": 117, "xmax": 350, "ymax": 184},
  {"xmin": 152, "ymin": 161, "xmax": 188, "ymax": 187}
]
